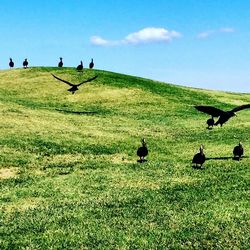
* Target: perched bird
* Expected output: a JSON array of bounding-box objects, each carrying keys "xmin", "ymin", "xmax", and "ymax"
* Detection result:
[
  {"xmin": 233, "ymin": 142, "xmax": 244, "ymax": 160},
  {"xmin": 9, "ymin": 58, "xmax": 14, "ymax": 68},
  {"xmin": 76, "ymin": 61, "xmax": 83, "ymax": 71},
  {"xmin": 206, "ymin": 117, "xmax": 215, "ymax": 129},
  {"xmin": 23, "ymin": 58, "xmax": 28, "ymax": 68},
  {"xmin": 194, "ymin": 104, "xmax": 250, "ymax": 127},
  {"xmin": 137, "ymin": 138, "xmax": 148, "ymax": 163},
  {"xmin": 51, "ymin": 74, "xmax": 98, "ymax": 94},
  {"xmin": 58, "ymin": 57, "xmax": 63, "ymax": 67},
  {"xmin": 89, "ymin": 58, "xmax": 94, "ymax": 69},
  {"xmin": 192, "ymin": 145, "xmax": 206, "ymax": 169}
]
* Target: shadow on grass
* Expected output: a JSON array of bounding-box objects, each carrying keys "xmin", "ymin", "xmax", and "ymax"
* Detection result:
[
  {"xmin": 206, "ymin": 156, "xmax": 249, "ymax": 161},
  {"xmin": 55, "ymin": 109, "xmax": 98, "ymax": 115}
]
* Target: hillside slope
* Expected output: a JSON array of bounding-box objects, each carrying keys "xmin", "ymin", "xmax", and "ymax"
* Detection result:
[{"xmin": 0, "ymin": 67, "xmax": 249, "ymax": 249}]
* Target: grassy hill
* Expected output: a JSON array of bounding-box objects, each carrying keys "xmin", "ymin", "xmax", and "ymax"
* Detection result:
[{"xmin": 0, "ymin": 67, "xmax": 249, "ymax": 249}]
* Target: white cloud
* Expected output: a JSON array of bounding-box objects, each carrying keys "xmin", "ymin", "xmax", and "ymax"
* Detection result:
[
  {"xmin": 197, "ymin": 30, "xmax": 215, "ymax": 39},
  {"xmin": 90, "ymin": 27, "xmax": 181, "ymax": 46},
  {"xmin": 219, "ymin": 27, "xmax": 235, "ymax": 33},
  {"xmin": 197, "ymin": 27, "xmax": 235, "ymax": 39},
  {"xmin": 90, "ymin": 36, "xmax": 110, "ymax": 46},
  {"xmin": 123, "ymin": 27, "xmax": 181, "ymax": 44}
]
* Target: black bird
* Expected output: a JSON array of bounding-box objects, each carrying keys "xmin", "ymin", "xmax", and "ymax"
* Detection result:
[
  {"xmin": 58, "ymin": 57, "xmax": 63, "ymax": 67},
  {"xmin": 192, "ymin": 145, "xmax": 206, "ymax": 169},
  {"xmin": 23, "ymin": 58, "xmax": 28, "ymax": 68},
  {"xmin": 89, "ymin": 58, "xmax": 94, "ymax": 69},
  {"xmin": 76, "ymin": 61, "xmax": 83, "ymax": 71},
  {"xmin": 206, "ymin": 117, "xmax": 215, "ymax": 129},
  {"xmin": 194, "ymin": 104, "xmax": 250, "ymax": 127},
  {"xmin": 51, "ymin": 74, "xmax": 98, "ymax": 94},
  {"xmin": 137, "ymin": 138, "xmax": 148, "ymax": 163},
  {"xmin": 233, "ymin": 142, "xmax": 244, "ymax": 160},
  {"xmin": 9, "ymin": 58, "xmax": 14, "ymax": 68}
]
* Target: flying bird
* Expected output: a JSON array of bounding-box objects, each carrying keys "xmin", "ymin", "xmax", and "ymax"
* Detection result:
[
  {"xmin": 192, "ymin": 145, "xmax": 206, "ymax": 169},
  {"xmin": 233, "ymin": 142, "xmax": 244, "ymax": 160},
  {"xmin": 23, "ymin": 58, "xmax": 28, "ymax": 68},
  {"xmin": 137, "ymin": 138, "xmax": 148, "ymax": 163},
  {"xmin": 51, "ymin": 73, "xmax": 98, "ymax": 94},
  {"xmin": 89, "ymin": 58, "xmax": 94, "ymax": 69},
  {"xmin": 58, "ymin": 57, "xmax": 63, "ymax": 67},
  {"xmin": 9, "ymin": 58, "xmax": 14, "ymax": 68},
  {"xmin": 76, "ymin": 61, "xmax": 83, "ymax": 71},
  {"xmin": 194, "ymin": 104, "xmax": 250, "ymax": 127}
]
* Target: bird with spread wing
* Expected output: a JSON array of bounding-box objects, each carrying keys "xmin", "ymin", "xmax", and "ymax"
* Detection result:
[
  {"xmin": 194, "ymin": 104, "xmax": 250, "ymax": 127},
  {"xmin": 51, "ymin": 74, "xmax": 98, "ymax": 94}
]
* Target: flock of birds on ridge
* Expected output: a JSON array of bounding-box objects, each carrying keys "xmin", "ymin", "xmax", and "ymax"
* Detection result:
[{"xmin": 5, "ymin": 57, "xmax": 250, "ymax": 168}]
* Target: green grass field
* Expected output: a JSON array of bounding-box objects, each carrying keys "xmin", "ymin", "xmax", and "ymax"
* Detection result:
[{"xmin": 0, "ymin": 67, "xmax": 249, "ymax": 249}]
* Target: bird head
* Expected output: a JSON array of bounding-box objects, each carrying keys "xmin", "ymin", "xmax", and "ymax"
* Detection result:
[
  {"xmin": 199, "ymin": 144, "xmax": 204, "ymax": 154},
  {"xmin": 60, "ymin": 57, "xmax": 63, "ymax": 60},
  {"xmin": 229, "ymin": 111, "xmax": 237, "ymax": 117},
  {"xmin": 141, "ymin": 138, "xmax": 146, "ymax": 146}
]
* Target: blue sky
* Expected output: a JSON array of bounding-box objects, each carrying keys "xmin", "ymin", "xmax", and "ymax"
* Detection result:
[{"xmin": 1, "ymin": 0, "xmax": 250, "ymax": 92}]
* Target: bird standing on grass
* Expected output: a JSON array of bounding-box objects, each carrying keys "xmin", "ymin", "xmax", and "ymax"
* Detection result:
[
  {"xmin": 58, "ymin": 57, "xmax": 63, "ymax": 67},
  {"xmin": 23, "ymin": 58, "xmax": 28, "ymax": 68},
  {"xmin": 89, "ymin": 58, "xmax": 94, "ymax": 69},
  {"xmin": 9, "ymin": 58, "xmax": 14, "ymax": 68},
  {"xmin": 137, "ymin": 138, "xmax": 148, "ymax": 163},
  {"xmin": 76, "ymin": 61, "xmax": 83, "ymax": 71},
  {"xmin": 192, "ymin": 145, "xmax": 206, "ymax": 169},
  {"xmin": 194, "ymin": 104, "xmax": 250, "ymax": 127},
  {"xmin": 233, "ymin": 142, "xmax": 244, "ymax": 160},
  {"xmin": 51, "ymin": 74, "xmax": 98, "ymax": 94}
]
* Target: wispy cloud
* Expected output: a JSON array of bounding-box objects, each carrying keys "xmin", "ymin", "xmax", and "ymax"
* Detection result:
[
  {"xmin": 197, "ymin": 27, "xmax": 235, "ymax": 39},
  {"xmin": 90, "ymin": 27, "xmax": 181, "ymax": 46}
]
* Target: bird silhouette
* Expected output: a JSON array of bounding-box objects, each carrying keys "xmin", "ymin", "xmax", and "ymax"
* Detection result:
[
  {"xmin": 194, "ymin": 104, "xmax": 250, "ymax": 127},
  {"xmin": 58, "ymin": 57, "xmax": 63, "ymax": 67},
  {"xmin": 233, "ymin": 142, "xmax": 244, "ymax": 160},
  {"xmin": 23, "ymin": 58, "xmax": 28, "ymax": 68},
  {"xmin": 9, "ymin": 58, "xmax": 14, "ymax": 68},
  {"xmin": 206, "ymin": 117, "xmax": 215, "ymax": 129},
  {"xmin": 89, "ymin": 58, "xmax": 94, "ymax": 69},
  {"xmin": 192, "ymin": 145, "xmax": 206, "ymax": 169},
  {"xmin": 76, "ymin": 61, "xmax": 83, "ymax": 71},
  {"xmin": 51, "ymin": 74, "xmax": 98, "ymax": 94},
  {"xmin": 137, "ymin": 138, "xmax": 148, "ymax": 163}
]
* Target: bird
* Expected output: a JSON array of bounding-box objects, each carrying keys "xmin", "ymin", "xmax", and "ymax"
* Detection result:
[
  {"xmin": 194, "ymin": 104, "xmax": 250, "ymax": 127},
  {"xmin": 76, "ymin": 61, "xmax": 83, "ymax": 71},
  {"xmin": 51, "ymin": 74, "xmax": 98, "ymax": 94},
  {"xmin": 23, "ymin": 58, "xmax": 28, "ymax": 68},
  {"xmin": 206, "ymin": 117, "xmax": 215, "ymax": 129},
  {"xmin": 58, "ymin": 57, "xmax": 63, "ymax": 67},
  {"xmin": 192, "ymin": 145, "xmax": 206, "ymax": 169},
  {"xmin": 89, "ymin": 58, "xmax": 94, "ymax": 69},
  {"xmin": 137, "ymin": 138, "xmax": 148, "ymax": 163},
  {"xmin": 233, "ymin": 142, "xmax": 244, "ymax": 160},
  {"xmin": 9, "ymin": 58, "xmax": 14, "ymax": 68}
]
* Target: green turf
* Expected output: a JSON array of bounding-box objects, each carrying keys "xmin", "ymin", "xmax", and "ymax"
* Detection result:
[{"xmin": 0, "ymin": 67, "xmax": 249, "ymax": 249}]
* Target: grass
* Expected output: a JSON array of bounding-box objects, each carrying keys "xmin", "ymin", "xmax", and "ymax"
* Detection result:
[{"xmin": 0, "ymin": 67, "xmax": 249, "ymax": 249}]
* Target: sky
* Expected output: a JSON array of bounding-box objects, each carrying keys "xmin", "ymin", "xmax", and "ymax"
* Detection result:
[{"xmin": 1, "ymin": 0, "xmax": 250, "ymax": 92}]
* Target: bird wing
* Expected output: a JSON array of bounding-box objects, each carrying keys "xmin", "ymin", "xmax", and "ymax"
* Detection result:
[
  {"xmin": 230, "ymin": 104, "xmax": 250, "ymax": 113},
  {"xmin": 51, "ymin": 74, "xmax": 74, "ymax": 86},
  {"xmin": 194, "ymin": 105, "xmax": 225, "ymax": 117},
  {"xmin": 77, "ymin": 75, "xmax": 98, "ymax": 86}
]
